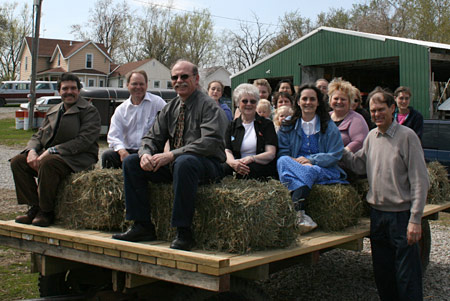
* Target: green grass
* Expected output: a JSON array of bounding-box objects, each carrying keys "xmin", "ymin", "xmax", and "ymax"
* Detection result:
[
  {"xmin": 435, "ymin": 212, "xmax": 450, "ymax": 227},
  {"xmin": 0, "ymin": 247, "xmax": 39, "ymax": 300},
  {"xmin": 0, "ymin": 118, "xmax": 35, "ymax": 147}
]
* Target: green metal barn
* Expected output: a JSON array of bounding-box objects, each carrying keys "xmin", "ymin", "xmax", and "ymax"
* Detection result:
[{"xmin": 231, "ymin": 27, "xmax": 450, "ymax": 118}]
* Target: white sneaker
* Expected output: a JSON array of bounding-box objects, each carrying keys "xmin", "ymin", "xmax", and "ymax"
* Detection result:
[{"xmin": 296, "ymin": 210, "xmax": 317, "ymax": 234}]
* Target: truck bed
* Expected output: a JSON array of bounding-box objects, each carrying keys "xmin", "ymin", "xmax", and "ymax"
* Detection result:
[{"xmin": 0, "ymin": 203, "xmax": 448, "ymax": 292}]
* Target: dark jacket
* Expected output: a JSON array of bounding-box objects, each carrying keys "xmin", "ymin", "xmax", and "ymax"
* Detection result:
[
  {"xmin": 225, "ymin": 114, "xmax": 278, "ymax": 159},
  {"xmin": 25, "ymin": 97, "xmax": 101, "ymax": 172},
  {"xmin": 395, "ymin": 106, "xmax": 423, "ymax": 140}
]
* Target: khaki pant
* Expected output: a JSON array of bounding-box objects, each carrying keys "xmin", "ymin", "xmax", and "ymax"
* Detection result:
[{"xmin": 10, "ymin": 153, "xmax": 73, "ymax": 212}]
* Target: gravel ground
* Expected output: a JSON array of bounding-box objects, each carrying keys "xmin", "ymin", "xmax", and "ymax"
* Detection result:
[{"xmin": 0, "ymin": 107, "xmax": 448, "ymax": 300}]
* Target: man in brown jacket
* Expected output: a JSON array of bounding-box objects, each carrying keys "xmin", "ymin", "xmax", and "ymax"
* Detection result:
[{"xmin": 11, "ymin": 73, "xmax": 101, "ymax": 227}]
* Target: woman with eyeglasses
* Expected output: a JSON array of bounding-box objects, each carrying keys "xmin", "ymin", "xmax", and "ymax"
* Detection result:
[
  {"xmin": 223, "ymin": 83, "xmax": 278, "ymax": 179},
  {"xmin": 277, "ymin": 84, "xmax": 347, "ymax": 233},
  {"xmin": 207, "ymin": 80, "xmax": 233, "ymax": 121}
]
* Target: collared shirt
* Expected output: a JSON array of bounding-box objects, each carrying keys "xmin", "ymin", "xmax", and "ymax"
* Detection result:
[
  {"xmin": 139, "ymin": 89, "xmax": 229, "ymax": 162},
  {"xmin": 301, "ymin": 115, "xmax": 318, "ymax": 136},
  {"xmin": 107, "ymin": 92, "xmax": 166, "ymax": 151}
]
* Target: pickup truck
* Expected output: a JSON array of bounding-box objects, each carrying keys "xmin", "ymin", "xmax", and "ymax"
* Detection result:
[{"xmin": 423, "ymin": 119, "xmax": 450, "ymax": 174}]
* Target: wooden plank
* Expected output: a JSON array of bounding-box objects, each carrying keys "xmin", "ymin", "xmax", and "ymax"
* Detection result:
[
  {"xmin": 0, "ymin": 236, "xmax": 229, "ymax": 292},
  {"xmin": 138, "ymin": 254, "xmax": 156, "ymax": 264},
  {"xmin": 0, "ymin": 220, "xmax": 230, "ymax": 269},
  {"xmin": 232, "ymin": 264, "xmax": 269, "ymax": 281},
  {"xmin": 60, "ymin": 240, "xmax": 73, "ymax": 248},
  {"xmin": 121, "ymin": 251, "xmax": 138, "ymax": 261},
  {"xmin": 10, "ymin": 231, "xmax": 21, "ymax": 239},
  {"xmin": 0, "ymin": 229, "xmax": 10, "ymax": 237},
  {"xmin": 176, "ymin": 261, "xmax": 197, "ymax": 272},
  {"xmin": 104, "ymin": 248, "xmax": 120, "ymax": 257},
  {"xmin": 157, "ymin": 258, "xmax": 176, "ymax": 268},
  {"xmin": 73, "ymin": 242, "xmax": 88, "ymax": 251},
  {"xmin": 33, "ymin": 235, "xmax": 47, "ymax": 243},
  {"xmin": 88, "ymin": 245, "xmax": 104, "ymax": 254}
]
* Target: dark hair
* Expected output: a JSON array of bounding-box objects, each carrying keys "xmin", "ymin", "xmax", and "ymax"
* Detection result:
[
  {"xmin": 126, "ymin": 70, "xmax": 148, "ymax": 84},
  {"xmin": 272, "ymin": 92, "xmax": 294, "ymax": 109},
  {"xmin": 394, "ymin": 86, "xmax": 412, "ymax": 98},
  {"xmin": 207, "ymin": 80, "xmax": 224, "ymax": 91},
  {"xmin": 289, "ymin": 83, "xmax": 330, "ymax": 133},
  {"xmin": 57, "ymin": 73, "xmax": 81, "ymax": 90},
  {"xmin": 275, "ymin": 79, "xmax": 295, "ymax": 96},
  {"xmin": 368, "ymin": 86, "xmax": 395, "ymax": 108}
]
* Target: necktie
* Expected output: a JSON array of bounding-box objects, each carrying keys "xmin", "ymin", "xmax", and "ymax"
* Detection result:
[{"xmin": 174, "ymin": 102, "xmax": 185, "ymax": 149}]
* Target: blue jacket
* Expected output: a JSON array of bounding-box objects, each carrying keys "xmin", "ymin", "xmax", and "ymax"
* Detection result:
[{"xmin": 278, "ymin": 117, "xmax": 346, "ymax": 178}]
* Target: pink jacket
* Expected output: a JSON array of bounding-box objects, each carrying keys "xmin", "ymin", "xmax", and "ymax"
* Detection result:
[{"xmin": 331, "ymin": 110, "xmax": 369, "ymax": 153}]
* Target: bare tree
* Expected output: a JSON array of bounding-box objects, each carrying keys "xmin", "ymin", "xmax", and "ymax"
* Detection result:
[
  {"xmin": 71, "ymin": 0, "xmax": 131, "ymax": 61},
  {"xmin": 0, "ymin": 2, "xmax": 32, "ymax": 81},
  {"xmin": 221, "ymin": 14, "xmax": 273, "ymax": 73},
  {"xmin": 266, "ymin": 11, "xmax": 313, "ymax": 55}
]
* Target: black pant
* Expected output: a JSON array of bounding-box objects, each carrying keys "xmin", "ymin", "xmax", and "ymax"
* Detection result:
[
  {"xmin": 10, "ymin": 153, "xmax": 73, "ymax": 212},
  {"xmin": 123, "ymin": 153, "xmax": 223, "ymax": 227},
  {"xmin": 370, "ymin": 208, "xmax": 423, "ymax": 301},
  {"xmin": 222, "ymin": 160, "xmax": 278, "ymax": 180},
  {"xmin": 101, "ymin": 149, "xmax": 138, "ymax": 169}
]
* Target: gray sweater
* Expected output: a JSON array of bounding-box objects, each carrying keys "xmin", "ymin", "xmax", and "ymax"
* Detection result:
[{"xmin": 341, "ymin": 121, "xmax": 429, "ymax": 224}]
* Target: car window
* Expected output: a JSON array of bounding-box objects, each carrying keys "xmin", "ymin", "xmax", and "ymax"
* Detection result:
[
  {"xmin": 36, "ymin": 83, "xmax": 50, "ymax": 90},
  {"xmin": 17, "ymin": 83, "xmax": 29, "ymax": 90},
  {"xmin": 48, "ymin": 98, "xmax": 61, "ymax": 104}
]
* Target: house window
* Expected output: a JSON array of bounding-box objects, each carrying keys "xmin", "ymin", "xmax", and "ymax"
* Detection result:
[
  {"xmin": 154, "ymin": 80, "xmax": 160, "ymax": 88},
  {"xmin": 57, "ymin": 53, "xmax": 61, "ymax": 67},
  {"xmin": 25, "ymin": 57, "xmax": 28, "ymax": 71},
  {"xmin": 119, "ymin": 79, "xmax": 124, "ymax": 88},
  {"xmin": 86, "ymin": 54, "xmax": 93, "ymax": 69},
  {"xmin": 99, "ymin": 79, "xmax": 104, "ymax": 87},
  {"xmin": 88, "ymin": 78, "xmax": 95, "ymax": 87},
  {"xmin": 167, "ymin": 81, "xmax": 173, "ymax": 89}
]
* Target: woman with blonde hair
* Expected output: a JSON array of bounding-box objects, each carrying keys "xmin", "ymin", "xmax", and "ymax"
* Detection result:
[{"xmin": 328, "ymin": 78, "xmax": 369, "ymax": 153}]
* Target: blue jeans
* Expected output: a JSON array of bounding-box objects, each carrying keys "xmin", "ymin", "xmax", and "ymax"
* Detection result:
[
  {"xmin": 370, "ymin": 208, "xmax": 423, "ymax": 301},
  {"xmin": 123, "ymin": 153, "xmax": 223, "ymax": 227}
]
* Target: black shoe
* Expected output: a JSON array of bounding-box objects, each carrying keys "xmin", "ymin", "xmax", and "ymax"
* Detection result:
[
  {"xmin": 15, "ymin": 206, "xmax": 40, "ymax": 224},
  {"xmin": 112, "ymin": 223, "xmax": 157, "ymax": 242},
  {"xmin": 32, "ymin": 210, "xmax": 55, "ymax": 227},
  {"xmin": 170, "ymin": 227, "xmax": 195, "ymax": 251}
]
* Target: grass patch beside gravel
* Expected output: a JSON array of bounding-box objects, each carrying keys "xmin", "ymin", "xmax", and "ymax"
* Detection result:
[
  {"xmin": 0, "ymin": 247, "xmax": 39, "ymax": 300},
  {"xmin": 436, "ymin": 212, "xmax": 450, "ymax": 227},
  {"xmin": 0, "ymin": 118, "xmax": 36, "ymax": 147}
]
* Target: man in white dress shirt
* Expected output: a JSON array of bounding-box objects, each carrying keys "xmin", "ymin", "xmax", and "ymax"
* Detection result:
[{"xmin": 102, "ymin": 70, "xmax": 166, "ymax": 168}]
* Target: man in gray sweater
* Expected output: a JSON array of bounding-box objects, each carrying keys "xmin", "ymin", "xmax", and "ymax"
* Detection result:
[{"xmin": 342, "ymin": 87, "xmax": 429, "ymax": 301}]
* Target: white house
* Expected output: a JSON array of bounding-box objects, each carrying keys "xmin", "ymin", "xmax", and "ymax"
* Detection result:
[
  {"xmin": 108, "ymin": 58, "xmax": 171, "ymax": 89},
  {"xmin": 198, "ymin": 66, "xmax": 231, "ymax": 93}
]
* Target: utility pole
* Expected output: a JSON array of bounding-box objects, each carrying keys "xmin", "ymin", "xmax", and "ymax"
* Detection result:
[{"xmin": 28, "ymin": 0, "xmax": 42, "ymax": 129}]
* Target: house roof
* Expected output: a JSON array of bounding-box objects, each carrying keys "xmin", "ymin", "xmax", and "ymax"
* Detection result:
[
  {"xmin": 231, "ymin": 26, "xmax": 450, "ymax": 78},
  {"xmin": 71, "ymin": 68, "xmax": 107, "ymax": 75},
  {"xmin": 23, "ymin": 37, "xmax": 112, "ymax": 61},
  {"xmin": 37, "ymin": 67, "xmax": 66, "ymax": 74},
  {"xmin": 110, "ymin": 58, "xmax": 153, "ymax": 77}
]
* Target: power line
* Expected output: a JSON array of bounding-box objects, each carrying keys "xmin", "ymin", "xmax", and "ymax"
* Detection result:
[{"xmin": 132, "ymin": 0, "xmax": 280, "ymax": 27}]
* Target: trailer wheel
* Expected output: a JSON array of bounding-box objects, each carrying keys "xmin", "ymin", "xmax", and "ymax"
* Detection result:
[
  {"xmin": 38, "ymin": 272, "xmax": 71, "ymax": 297},
  {"xmin": 418, "ymin": 218, "xmax": 431, "ymax": 274},
  {"xmin": 173, "ymin": 277, "xmax": 271, "ymax": 300}
]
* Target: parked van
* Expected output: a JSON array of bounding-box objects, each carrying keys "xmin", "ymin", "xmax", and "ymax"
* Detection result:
[
  {"xmin": 422, "ymin": 119, "xmax": 450, "ymax": 176},
  {"xmin": 0, "ymin": 81, "xmax": 58, "ymax": 106}
]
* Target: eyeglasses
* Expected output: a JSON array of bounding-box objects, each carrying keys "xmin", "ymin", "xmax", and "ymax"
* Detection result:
[
  {"xmin": 171, "ymin": 74, "xmax": 193, "ymax": 81},
  {"xmin": 241, "ymin": 99, "xmax": 257, "ymax": 105}
]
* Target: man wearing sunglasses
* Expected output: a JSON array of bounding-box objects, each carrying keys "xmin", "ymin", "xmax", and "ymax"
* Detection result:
[{"xmin": 113, "ymin": 60, "xmax": 229, "ymax": 251}]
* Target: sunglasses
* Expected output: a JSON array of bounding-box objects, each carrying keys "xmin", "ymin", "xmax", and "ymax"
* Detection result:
[
  {"xmin": 241, "ymin": 99, "xmax": 257, "ymax": 105},
  {"xmin": 171, "ymin": 74, "xmax": 192, "ymax": 81}
]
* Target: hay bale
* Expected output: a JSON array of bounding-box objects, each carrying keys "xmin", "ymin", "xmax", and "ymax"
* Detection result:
[
  {"xmin": 55, "ymin": 169, "xmax": 126, "ymax": 231},
  {"xmin": 350, "ymin": 178, "xmax": 370, "ymax": 217},
  {"xmin": 151, "ymin": 177, "xmax": 297, "ymax": 253},
  {"xmin": 427, "ymin": 161, "xmax": 450, "ymax": 204},
  {"xmin": 305, "ymin": 184, "xmax": 363, "ymax": 231},
  {"xmin": 55, "ymin": 171, "xmax": 297, "ymax": 253}
]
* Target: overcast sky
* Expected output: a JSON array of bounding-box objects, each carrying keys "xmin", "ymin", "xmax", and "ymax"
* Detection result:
[{"xmin": 1, "ymin": 0, "xmax": 360, "ymax": 40}]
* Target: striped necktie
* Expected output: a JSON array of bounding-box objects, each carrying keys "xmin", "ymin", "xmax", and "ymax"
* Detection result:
[{"xmin": 174, "ymin": 102, "xmax": 185, "ymax": 149}]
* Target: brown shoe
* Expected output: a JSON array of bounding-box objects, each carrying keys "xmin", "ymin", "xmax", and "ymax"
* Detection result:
[
  {"xmin": 32, "ymin": 210, "xmax": 55, "ymax": 227},
  {"xmin": 15, "ymin": 206, "xmax": 40, "ymax": 224}
]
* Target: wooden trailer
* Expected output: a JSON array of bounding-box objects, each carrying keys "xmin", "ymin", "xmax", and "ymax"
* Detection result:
[{"xmin": 0, "ymin": 202, "xmax": 449, "ymax": 300}]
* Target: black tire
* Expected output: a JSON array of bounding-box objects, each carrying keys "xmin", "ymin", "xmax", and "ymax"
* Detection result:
[
  {"xmin": 38, "ymin": 272, "xmax": 71, "ymax": 297},
  {"xmin": 0, "ymin": 98, "xmax": 5, "ymax": 107},
  {"xmin": 173, "ymin": 277, "xmax": 271, "ymax": 301},
  {"xmin": 418, "ymin": 218, "xmax": 431, "ymax": 274}
]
